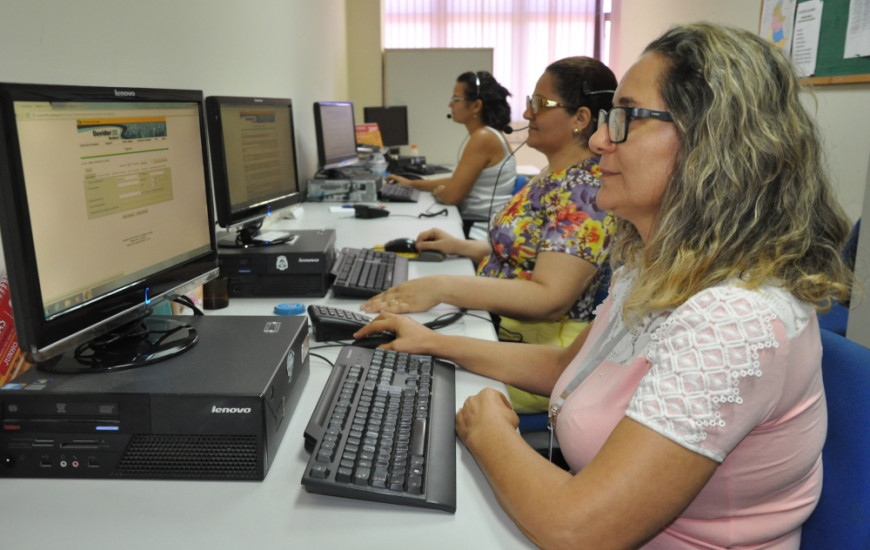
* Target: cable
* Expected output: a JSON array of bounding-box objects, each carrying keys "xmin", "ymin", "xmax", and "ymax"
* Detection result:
[
  {"xmin": 172, "ymin": 294, "xmax": 204, "ymax": 316},
  {"xmin": 483, "ymin": 135, "xmax": 527, "ymax": 252},
  {"xmin": 462, "ymin": 310, "xmax": 525, "ymax": 343},
  {"xmin": 423, "ymin": 307, "xmax": 468, "ymax": 330},
  {"xmin": 418, "ymin": 207, "xmax": 449, "ymax": 218},
  {"xmin": 308, "ymin": 351, "xmax": 336, "ymax": 368}
]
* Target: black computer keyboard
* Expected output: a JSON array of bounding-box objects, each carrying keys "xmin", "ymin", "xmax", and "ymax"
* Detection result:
[
  {"xmin": 378, "ymin": 183, "xmax": 419, "ymax": 202},
  {"xmin": 331, "ymin": 247, "xmax": 408, "ymax": 298},
  {"xmin": 404, "ymin": 163, "xmax": 451, "ymax": 175},
  {"xmin": 302, "ymin": 346, "xmax": 457, "ymax": 512}
]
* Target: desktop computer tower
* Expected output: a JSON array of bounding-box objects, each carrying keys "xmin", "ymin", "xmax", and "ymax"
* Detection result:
[
  {"xmin": 0, "ymin": 315, "xmax": 310, "ymax": 481},
  {"xmin": 218, "ymin": 228, "xmax": 336, "ymax": 298}
]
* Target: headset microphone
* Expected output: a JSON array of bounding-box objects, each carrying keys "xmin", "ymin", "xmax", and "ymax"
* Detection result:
[
  {"xmin": 446, "ymin": 114, "xmax": 452, "ymax": 119},
  {"xmin": 502, "ymin": 125, "xmax": 529, "ymax": 135}
]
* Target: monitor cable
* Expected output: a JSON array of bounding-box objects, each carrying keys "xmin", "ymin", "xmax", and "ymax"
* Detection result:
[
  {"xmin": 172, "ymin": 294, "xmax": 204, "ymax": 316},
  {"xmin": 483, "ymin": 125, "xmax": 527, "ymax": 253}
]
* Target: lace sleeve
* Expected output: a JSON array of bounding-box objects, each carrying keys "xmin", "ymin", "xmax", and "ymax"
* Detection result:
[{"xmin": 624, "ymin": 285, "xmax": 809, "ymax": 462}]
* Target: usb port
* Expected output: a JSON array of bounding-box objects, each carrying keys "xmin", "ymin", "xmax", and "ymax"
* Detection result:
[{"xmin": 32, "ymin": 439, "xmax": 55, "ymax": 448}]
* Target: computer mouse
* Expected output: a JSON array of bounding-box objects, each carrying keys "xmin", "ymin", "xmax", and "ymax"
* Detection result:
[
  {"xmin": 352, "ymin": 331, "xmax": 397, "ymax": 349},
  {"xmin": 414, "ymin": 250, "xmax": 446, "ymax": 262},
  {"xmin": 383, "ymin": 237, "xmax": 418, "ymax": 254}
]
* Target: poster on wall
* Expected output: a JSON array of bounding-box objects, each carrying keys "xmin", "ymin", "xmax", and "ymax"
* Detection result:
[
  {"xmin": 844, "ymin": 0, "xmax": 870, "ymax": 58},
  {"xmin": 759, "ymin": 0, "xmax": 798, "ymax": 53},
  {"xmin": 792, "ymin": 1, "xmax": 824, "ymax": 76}
]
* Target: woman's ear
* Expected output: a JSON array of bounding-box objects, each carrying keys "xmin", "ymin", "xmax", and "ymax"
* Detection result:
[
  {"xmin": 574, "ymin": 106, "xmax": 593, "ymax": 131},
  {"xmin": 471, "ymin": 98, "xmax": 484, "ymax": 117}
]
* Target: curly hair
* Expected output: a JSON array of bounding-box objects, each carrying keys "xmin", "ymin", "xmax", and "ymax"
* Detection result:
[
  {"xmin": 609, "ymin": 23, "xmax": 853, "ymax": 323},
  {"xmin": 456, "ymin": 71, "xmax": 512, "ymax": 129},
  {"xmin": 545, "ymin": 56, "xmax": 617, "ymax": 145}
]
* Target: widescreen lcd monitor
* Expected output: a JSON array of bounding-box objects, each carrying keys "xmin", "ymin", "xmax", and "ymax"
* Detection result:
[
  {"xmin": 0, "ymin": 82, "xmax": 218, "ymax": 373},
  {"xmin": 205, "ymin": 95, "xmax": 301, "ymax": 247},
  {"xmin": 313, "ymin": 101, "xmax": 360, "ymax": 177}
]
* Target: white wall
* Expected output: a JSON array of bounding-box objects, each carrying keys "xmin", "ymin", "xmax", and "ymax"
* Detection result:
[
  {"xmin": 611, "ymin": 0, "xmax": 870, "ymax": 224},
  {"xmin": 0, "ymin": 0, "xmax": 350, "ymax": 274}
]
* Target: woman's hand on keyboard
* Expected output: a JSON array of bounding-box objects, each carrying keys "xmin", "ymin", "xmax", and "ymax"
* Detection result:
[{"xmin": 360, "ymin": 276, "xmax": 446, "ymax": 314}]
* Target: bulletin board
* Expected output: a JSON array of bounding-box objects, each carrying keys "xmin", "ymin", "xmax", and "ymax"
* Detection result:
[{"xmin": 796, "ymin": 0, "xmax": 870, "ymax": 85}]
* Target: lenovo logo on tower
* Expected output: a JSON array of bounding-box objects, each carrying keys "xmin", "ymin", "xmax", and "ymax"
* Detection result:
[{"xmin": 211, "ymin": 406, "xmax": 252, "ymax": 414}]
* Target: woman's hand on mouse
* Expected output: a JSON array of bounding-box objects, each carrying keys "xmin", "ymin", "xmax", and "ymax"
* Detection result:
[
  {"xmin": 360, "ymin": 277, "xmax": 446, "ymax": 314},
  {"xmin": 415, "ymin": 228, "xmax": 462, "ymax": 255},
  {"xmin": 352, "ymin": 312, "xmax": 440, "ymax": 355}
]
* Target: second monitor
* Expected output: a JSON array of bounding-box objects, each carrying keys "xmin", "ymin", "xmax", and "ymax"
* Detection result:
[{"xmin": 206, "ymin": 96, "xmax": 301, "ymax": 247}]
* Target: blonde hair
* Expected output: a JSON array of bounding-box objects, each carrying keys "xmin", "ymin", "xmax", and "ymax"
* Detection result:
[{"xmin": 610, "ymin": 22, "xmax": 853, "ymax": 322}]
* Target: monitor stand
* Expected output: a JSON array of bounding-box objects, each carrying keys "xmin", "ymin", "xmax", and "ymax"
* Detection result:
[
  {"xmin": 38, "ymin": 316, "xmax": 198, "ymax": 374},
  {"xmin": 217, "ymin": 225, "xmax": 299, "ymax": 248}
]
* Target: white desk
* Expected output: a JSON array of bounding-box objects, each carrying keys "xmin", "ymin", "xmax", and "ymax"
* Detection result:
[{"xmin": 0, "ymin": 196, "xmax": 535, "ymax": 550}]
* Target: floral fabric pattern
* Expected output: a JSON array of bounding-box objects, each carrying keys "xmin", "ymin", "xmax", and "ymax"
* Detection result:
[{"xmin": 476, "ymin": 157, "xmax": 615, "ymax": 321}]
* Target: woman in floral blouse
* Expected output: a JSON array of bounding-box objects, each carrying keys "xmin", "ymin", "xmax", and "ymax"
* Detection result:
[{"xmin": 362, "ymin": 57, "xmax": 617, "ymax": 367}]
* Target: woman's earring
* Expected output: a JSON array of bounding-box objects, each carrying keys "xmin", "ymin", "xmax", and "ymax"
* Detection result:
[{"xmin": 572, "ymin": 128, "xmax": 580, "ymax": 135}]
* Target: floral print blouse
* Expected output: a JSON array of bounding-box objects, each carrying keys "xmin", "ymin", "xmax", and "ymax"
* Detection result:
[{"xmin": 476, "ymin": 157, "xmax": 615, "ymax": 322}]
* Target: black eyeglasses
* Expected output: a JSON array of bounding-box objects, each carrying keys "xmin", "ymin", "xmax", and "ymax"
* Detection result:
[{"xmin": 597, "ymin": 106, "xmax": 674, "ymax": 143}]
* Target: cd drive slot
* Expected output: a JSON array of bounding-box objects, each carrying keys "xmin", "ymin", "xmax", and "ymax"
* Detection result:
[
  {"xmin": 60, "ymin": 439, "xmax": 101, "ymax": 449},
  {"xmin": 3, "ymin": 417, "xmax": 122, "ymax": 433}
]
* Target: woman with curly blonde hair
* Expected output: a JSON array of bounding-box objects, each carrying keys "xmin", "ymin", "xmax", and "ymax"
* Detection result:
[{"xmin": 357, "ymin": 22, "xmax": 854, "ymax": 548}]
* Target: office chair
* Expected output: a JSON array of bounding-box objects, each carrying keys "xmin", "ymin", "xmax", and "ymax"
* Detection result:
[
  {"xmin": 818, "ymin": 217, "xmax": 860, "ymax": 336},
  {"xmin": 817, "ymin": 302, "xmax": 849, "ymax": 336},
  {"xmin": 800, "ymin": 328, "xmax": 870, "ymax": 550}
]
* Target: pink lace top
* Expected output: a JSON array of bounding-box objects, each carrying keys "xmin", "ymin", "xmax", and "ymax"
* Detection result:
[{"xmin": 552, "ymin": 268, "xmax": 825, "ymax": 549}]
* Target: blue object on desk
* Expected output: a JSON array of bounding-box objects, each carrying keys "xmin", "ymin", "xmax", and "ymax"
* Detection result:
[{"xmin": 275, "ymin": 302, "xmax": 305, "ymax": 315}]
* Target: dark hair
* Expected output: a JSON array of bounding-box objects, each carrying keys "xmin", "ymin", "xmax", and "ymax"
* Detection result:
[
  {"xmin": 545, "ymin": 57, "xmax": 617, "ymax": 144},
  {"xmin": 456, "ymin": 71, "xmax": 512, "ymax": 130}
]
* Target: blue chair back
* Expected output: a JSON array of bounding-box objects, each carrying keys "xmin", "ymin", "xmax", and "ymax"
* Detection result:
[{"xmin": 800, "ymin": 329, "xmax": 870, "ymax": 549}]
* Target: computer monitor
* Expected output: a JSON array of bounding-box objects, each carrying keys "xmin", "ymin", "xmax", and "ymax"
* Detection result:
[
  {"xmin": 313, "ymin": 101, "xmax": 360, "ymax": 177},
  {"xmin": 205, "ymin": 96, "xmax": 301, "ymax": 247},
  {"xmin": 0, "ymin": 82, "xmax": 218, "ymax": 373},
  {"xmin": 363, "ymin": 105, "xmax": 409, "ymax": 154}
]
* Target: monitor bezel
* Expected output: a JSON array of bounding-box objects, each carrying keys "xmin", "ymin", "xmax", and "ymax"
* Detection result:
[
  {"xmin": 205, "ymin": 95, "xmax": 302, "ymax": 232},
  {"xmin": 0, "ymin": 82, "xmax": 219, "ymax": 363},
  {"xmin": 313, "ymin": 101, "xmax": 360, "ymax": 173}
]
